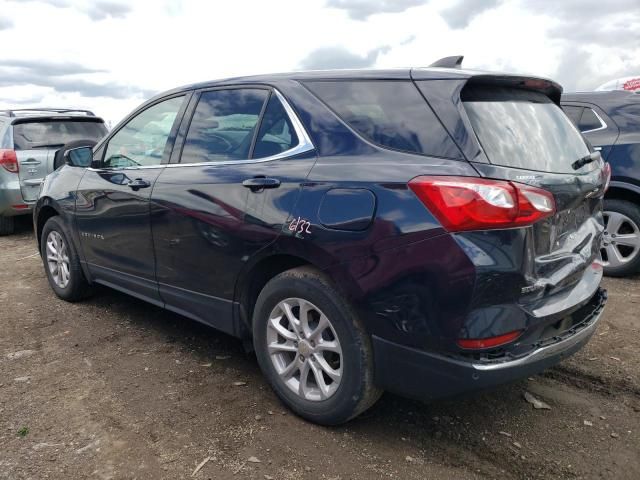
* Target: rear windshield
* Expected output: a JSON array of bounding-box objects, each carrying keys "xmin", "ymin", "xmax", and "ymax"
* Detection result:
[
  {"xmin": 305, "ymin": 80, "xmax": 462, "ymax": 159},
  {"xmin": 13, "ymin": 120, "xmax": 107, "ymax": 151},
  {"xmin": 462, "ymin": 87, "xmax": 590, "ymax": 173}
]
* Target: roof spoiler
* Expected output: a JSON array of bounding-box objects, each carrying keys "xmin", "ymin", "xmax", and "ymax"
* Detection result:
[{"xmin": 429, "ymin": 56, "xmax": 464, "ymax": 69}]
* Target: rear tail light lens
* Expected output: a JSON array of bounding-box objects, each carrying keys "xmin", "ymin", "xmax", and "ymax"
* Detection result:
[
  {"xmin": 0, "ymin": 149, "xmax": 19, "ymax": 173},
  {"xmin": 457, "ymin": 330, "xmax": 523, "ymax": 350},
  {"xmin": 408, "ymin": 176, "xmax": 555, "ymax": 232}
]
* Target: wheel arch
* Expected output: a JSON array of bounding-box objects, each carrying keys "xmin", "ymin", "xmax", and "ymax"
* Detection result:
[
  {"xmin": 234, "ymin": 253, "xmax": 315, "ymax": 337},
  {"xmin": 35, "ymin": 199, "xmax": 62, "ymax": 250},
  {"xmin": 606, "ymin": 182, "xmax": 640, "ymax": 206}
]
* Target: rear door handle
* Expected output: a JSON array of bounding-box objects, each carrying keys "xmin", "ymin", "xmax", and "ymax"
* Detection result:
[
  {"xmin": 242, "ymin": 177, "xmax": 281, "ymax": 191},
  {"xmin": 128, "ymin": 178, "xmax": 151, "ymax": 191}
]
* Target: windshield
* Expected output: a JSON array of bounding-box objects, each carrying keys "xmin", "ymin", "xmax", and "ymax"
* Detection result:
[
  {"xmin": 13, "ymin": 120, "xmax": 107, "ymax": 150},
  {"xmin": 462, "ymin": 87, "xmax": 591, "ymax": 173}
]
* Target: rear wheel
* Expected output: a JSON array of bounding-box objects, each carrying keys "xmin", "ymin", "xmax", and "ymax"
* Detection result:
[
  {"xmin": 252, "ymin": 266, "xmax": 382, "ymax": 425},
  {"xmin": 601, "ymin": 199, "xmax": 640, "ymax": 277},
  {"xmin": 41, "ymin": 216, "xmax": 92, "ymax": 301},
  {"xmin": 0, "ymin": 215, "xmax": 14, "ymax": 236}
]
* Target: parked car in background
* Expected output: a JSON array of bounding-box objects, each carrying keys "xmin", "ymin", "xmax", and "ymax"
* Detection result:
[
  {"xmin": 35, "ymin": 59, "xmax": 607, "ymax": 424},
  {"xmin": 0, "ymin": 109, "xmax": 107, "ymax": 235},
  {"xmin": 562, "ymin": 91, "xmax": 640, "ymax": 276}
]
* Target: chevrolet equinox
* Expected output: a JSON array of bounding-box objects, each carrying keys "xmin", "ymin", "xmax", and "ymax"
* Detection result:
[{"xmin": 35, "ymin": 57, "xmax": 608, "ymax": 425}]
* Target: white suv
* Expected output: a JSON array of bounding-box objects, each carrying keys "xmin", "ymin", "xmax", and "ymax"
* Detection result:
[{"xmin": 0, "ymin": 108, "xmax": 107, "ymax": 234}]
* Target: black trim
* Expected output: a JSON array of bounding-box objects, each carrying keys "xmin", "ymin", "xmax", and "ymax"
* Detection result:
[
  {"xmin": 248, "ymin": 90, "xmax": 272, "ymax": 159},
  {"xmin": 158, "ymin": 282, "xmax": 236, "ymax": 336},
  {"xmin": 88, "ymin": 264, "xmax": 163, "ymax": 307}
]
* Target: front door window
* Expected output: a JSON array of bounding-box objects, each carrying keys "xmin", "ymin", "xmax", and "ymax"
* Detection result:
[{"xmin": 104, "ymin": 96, "xmax": 185, "ymax": 168}]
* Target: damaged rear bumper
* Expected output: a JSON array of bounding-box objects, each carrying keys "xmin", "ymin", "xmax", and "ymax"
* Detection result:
[{"xmin": 372, "ymin": 287, "xmax": 607, "ymax": 401}]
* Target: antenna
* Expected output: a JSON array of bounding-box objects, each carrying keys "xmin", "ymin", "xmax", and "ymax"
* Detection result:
[{"xmin": 429, "ymin": 56, "xmax": 464, "ymax": 69}]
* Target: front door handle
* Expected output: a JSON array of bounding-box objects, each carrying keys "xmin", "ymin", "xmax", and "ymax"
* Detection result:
[
  {"xmin": 242, "ymin": 177, "xmax": 281, "ymax": 191},
  {"xmin": 128, "ymin": 178, "xmax": 151, "ymax": 191}
]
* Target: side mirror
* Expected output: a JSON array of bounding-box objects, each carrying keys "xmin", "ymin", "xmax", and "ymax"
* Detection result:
[
  {"xmin": 53, "ymin": 139, "xmax": 97, "ymax": 170},
  {"xmin": 65, "ymin": 146, "xmax": 93, "ymax": 167}
]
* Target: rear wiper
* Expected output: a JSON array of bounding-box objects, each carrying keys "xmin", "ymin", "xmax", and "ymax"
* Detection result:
[
  {"xmin": 30, "ymin": 143, "xmax": 65, "ymax": 149},
  {"xmin": 572, "ymin": 151, "xmax": 600, "ymax": 170}
]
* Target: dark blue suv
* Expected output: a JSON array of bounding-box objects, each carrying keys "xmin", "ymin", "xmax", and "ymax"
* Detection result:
[
  {"xmin": 562, "ymin": 91, "xmax": 640, "ymax": 276},
  {"xmin": 35, "ymin": 60, "xmax": 608, "ymax": 424}
]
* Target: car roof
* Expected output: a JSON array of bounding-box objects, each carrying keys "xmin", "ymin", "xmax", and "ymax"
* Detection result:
[
  {"xmin": 155, "ymin": 67, "xmax": 561, "ymax": 99},
  {"xmin": 562, "ymin": 90, "xmax": 640, "ymax": 106}
]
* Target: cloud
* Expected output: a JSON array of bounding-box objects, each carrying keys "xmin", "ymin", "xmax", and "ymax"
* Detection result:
[
  {"xmin": 440, "ymin": 0, "xmax": 501, "ymax": 29},
  {"xmin": 513, "ymin": 0, "xmax": 640, "ymax": 90},
  {"xmin": 554, "ymin": 47, "xmax": 640, "ymax": 92},
  {"xmin": 7, "ymin": 0, "xmax": 131, "ymax": 20},
  {"xmin": 0, "ymin": 17, "xmax": 14, "ymax": 30},
  {"xmin": 0, "ymin": 59, "xmax": 154, "ymax": 99},
  {"xmin": 0, "ymin": 94, "xmax": 45, "ymax": 105},
  {"xmin": 299, "ymin": 45, "xmax": 391, "ymax": 70},
  {"xmin": 86, "ymin": 1, "xmax": 131, "ymax": 20},
  {"xmin": 519, "ymin": 0, "xmax": 640, "ymax": 48},
  {"xmin": 326, "ymin": 0, "xmax": 427, "ymax": 20},
  {"xmin": 400, "ymin": 35, "xmax": 416, "ymax": 46},
  {"xmin": 0, "ymin": 59, "xmax": 105, "ymax": 77},
  {"xmin": 520, "ymin": 0, "xmax": 638, "ymax": 18}
]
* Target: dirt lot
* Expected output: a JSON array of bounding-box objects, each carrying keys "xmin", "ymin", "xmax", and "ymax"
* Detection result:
[{"xmin": 1, "ymin": 217, "xmax": 639, "ymax": 480}]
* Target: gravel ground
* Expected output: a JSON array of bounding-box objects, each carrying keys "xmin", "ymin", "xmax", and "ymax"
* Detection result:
[{"xmin": 1, "ymin": 216, "xmax": 639, "ymax": 480}]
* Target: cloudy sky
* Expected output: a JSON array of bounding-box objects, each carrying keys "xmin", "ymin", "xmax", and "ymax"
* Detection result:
[{"xmin": 0, "ymin": 0, "xmax": 638, "ymax": 125}]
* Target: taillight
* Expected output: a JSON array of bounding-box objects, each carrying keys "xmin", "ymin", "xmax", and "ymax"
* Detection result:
[
  {"xmin": 602, "ymin": 162, "xmax": 611, "ymax": 192},
  {"xmin": 408, "ymin": 176, "xmax": 555, "ymax": 232},
  {"xmin": 457, "ymin": 330, "xmax": 523, "ymax": 350},
  {"xmin": 0, "ymin": 149, "xmax": 19, "ymax": 173}
]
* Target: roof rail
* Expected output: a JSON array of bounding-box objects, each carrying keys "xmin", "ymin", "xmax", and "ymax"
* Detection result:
[
  {"xmin": 429, "ymin": 55, "xmax": 464, "ymax": 69},
  {"xmin": 0, "ymin": 108, "xmax": 96, "ymax": 117}
]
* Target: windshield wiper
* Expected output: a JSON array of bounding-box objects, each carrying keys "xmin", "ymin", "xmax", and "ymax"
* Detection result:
[{"xmin": 572, "ymin": 151, "xmax": 600, "ymax": 171}]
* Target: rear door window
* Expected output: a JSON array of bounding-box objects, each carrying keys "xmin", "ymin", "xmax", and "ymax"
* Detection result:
[
  {"xmin": 305, "ymin": 80, "xmax": 462, "ymax": 159},
  {"xmin": 579, "ymin": 108, "xmax": 604, "ymax": 132},
  {"xmin": 562, "ymin": 105, "xmax": 584, "ymax": 125},
  {"xmin": 252, "ymin": 93, "xmax": 299, "ymax": 159},
  {"xmin": 462, "ymin": 87, "xmax": 590, "ymax": 173},
  {"xmin": 13, "ymin": 120, "xmax": 107, "ymax": 150},
  {"xmin": 180, "ymin": 89, "xmax": 268, "ymax": 164}
]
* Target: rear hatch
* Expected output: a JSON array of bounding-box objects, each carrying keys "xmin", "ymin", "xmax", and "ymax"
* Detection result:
[
  {"xmin": 12, "ymin": 117, "xmax": 107, "ymax": 201},
  {"xmin": 458, "ymin": 80, "xmax": 606, "ymax": 314}
]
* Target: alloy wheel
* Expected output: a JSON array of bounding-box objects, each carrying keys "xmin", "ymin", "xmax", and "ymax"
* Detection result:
[
  {"xmin": 601, "ymin": 211, "xmax": 640, "ymax": 268},
  {"xmin": 46, "ymin": 230, "xmax": 71, "ymax": 289},
  {"xmin": 266, "ymin": 298, "xmax": 343, "ymax": 402}
]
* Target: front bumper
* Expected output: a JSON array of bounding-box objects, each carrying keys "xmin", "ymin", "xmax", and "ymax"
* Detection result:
[{"xmin": 372, "ymin": 287, "xmax": 607, "ymax": 400}]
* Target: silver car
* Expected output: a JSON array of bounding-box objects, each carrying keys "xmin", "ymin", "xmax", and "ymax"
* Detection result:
[{"xmin": 0, "ymin": 109, "xmax": 107, "ymax": 235}]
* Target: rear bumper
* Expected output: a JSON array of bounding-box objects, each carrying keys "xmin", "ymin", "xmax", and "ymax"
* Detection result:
[
  {"xmin": 372, "ymin": 287, "xmax": 607, "ymax": 400},
  {"xmin": 0, "ymin": 177, "xmax": 31, "ymax": 217}
]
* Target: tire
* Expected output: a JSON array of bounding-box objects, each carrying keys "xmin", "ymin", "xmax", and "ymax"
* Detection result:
[
  {"xmin": 252, "ymin": 266, "xmax": 382, "ymax": 425},
  {"xmin": 40, "ymin": 216, "xmax": 92, "ymax": 301},
  {"xmin": 0, "ymin": 215, "xmax": 14, "ymax": 236},
  {"xmin": 602, "ymin": 199, "xmax": 640, "ymax": 277}
]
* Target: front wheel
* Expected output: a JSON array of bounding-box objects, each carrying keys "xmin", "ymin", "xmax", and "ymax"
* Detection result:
[
  {"xmin": 252, "ymin": 266, "xmax": 382, "ymax": 425},
  {"xmin": 41, "ymin": 216, "xmax": 93, "ymax": 301},
  {"xmin": 601, "ymin": 199, "xmax": 640, "ymax": 277}
]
